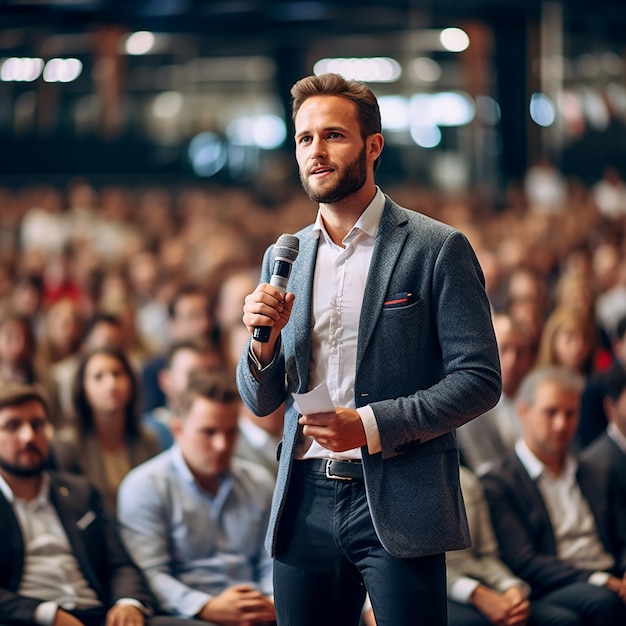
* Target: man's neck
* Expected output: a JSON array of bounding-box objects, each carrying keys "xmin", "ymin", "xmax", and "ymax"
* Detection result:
[
  {"xmin": 319, "ymin": 185, "xmax": 377, "ymax": 246},
  {"xmin": 0, "ymin": 471, "xmax": 43, "ymax": 501}
]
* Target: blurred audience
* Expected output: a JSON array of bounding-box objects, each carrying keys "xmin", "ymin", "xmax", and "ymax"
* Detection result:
[
  {"xmin": 0, "ymin": 383, "xmax": 194, "ymax": 626},
  {"xmin": 458, "ymin": 313, "xmax": 533, "ymax": 476},
  {"xmin": 578, "ymin": 314, "xmax": 626, "ymax": 449},
  {"xmin": 142, "ymin": 338, "xmax": 223, "ymax": 450},
  {"xmin": 117, "ymin": 370, "xmax": 276, "ymax": 625},
  {"xmin": 141, "ymin": 282, "xmax": 217, "ymax": 413},
  {"xmin": 51, "ymin": 346, "xmax": 160, "ymax": 514},
  {"xmin": 481, "ymin": 366, "xmax": 626, "ymax": 625}
]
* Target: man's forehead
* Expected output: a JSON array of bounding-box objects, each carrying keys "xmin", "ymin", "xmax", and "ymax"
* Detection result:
[{"xmin": 0, "ymin": 400, "xmax": 48, "ymax": 420}]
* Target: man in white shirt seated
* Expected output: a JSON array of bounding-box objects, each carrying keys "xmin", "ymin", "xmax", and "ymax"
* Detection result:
[{"xmin": 481, "ymin": 366, "xmax": 626, "ymax": 625}]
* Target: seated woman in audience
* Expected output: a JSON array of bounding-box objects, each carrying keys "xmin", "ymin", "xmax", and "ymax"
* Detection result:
[
  {"xmin": 0, "ymin": 309, "xmax": 62, "ymax": 425},
  {"xmin": 51, "ymin": 346, "xmax": 160, "ymax": 514},
  {"xmin": 534, "ymin": 306, "xmax": 598, "ymax": 379}
]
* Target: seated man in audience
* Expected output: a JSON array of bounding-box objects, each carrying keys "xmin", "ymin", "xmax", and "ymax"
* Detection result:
[
  {"xmin": 481, "ymin": 366, "xmax": 626, "ymax": 625},
  {"xmin": 448, "ymin": 465, "xmax": 580, "ymax": 626},
  {"xmin": 581, "ymin": 367, "xmax": 626, "ymax": 496},
  {"xmin": 141, "ymin": 338, "xmax": 222, "ymax": 450},
  {"xmin": 458, "ymin": 313, "xmax": 533, "ymax": 475},
  {"xmin": 0, "ymin": 383, "xmax": 193, "ymax": 626},
  {"xmin": 117, "ymin": 370, "xmax": 276, "ymax": 625}
]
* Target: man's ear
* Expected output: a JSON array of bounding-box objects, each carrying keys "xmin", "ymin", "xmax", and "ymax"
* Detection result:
[{"xmin": 367, "ymin": 133, "xmax": 384, "ymax": 163}]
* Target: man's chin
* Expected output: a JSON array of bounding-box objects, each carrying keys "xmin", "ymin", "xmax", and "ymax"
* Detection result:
[{"xmin": 0, "ymin": 459, "xmax": 45, "ymax": 478}]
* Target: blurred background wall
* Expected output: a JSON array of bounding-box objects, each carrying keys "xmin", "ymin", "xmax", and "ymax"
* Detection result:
[{"xmin": 1, "ymin": 0, "xmax": 625, "ymax": 197}]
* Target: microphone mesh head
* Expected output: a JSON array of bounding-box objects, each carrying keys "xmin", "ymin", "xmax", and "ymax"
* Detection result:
[{"xmin": 274, "ymin": 234, "xmax": 299, "ymax": 262}]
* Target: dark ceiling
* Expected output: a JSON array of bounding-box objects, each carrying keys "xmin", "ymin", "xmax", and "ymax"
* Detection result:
[{"xmin": 1, "ymin": 0, "xmax": 625, "ymax": 56}]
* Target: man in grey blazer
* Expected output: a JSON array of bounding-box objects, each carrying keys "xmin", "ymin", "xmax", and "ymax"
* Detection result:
[{"xmin": 236, "ymin": 73, "xmax": 501, "ymax": 626}]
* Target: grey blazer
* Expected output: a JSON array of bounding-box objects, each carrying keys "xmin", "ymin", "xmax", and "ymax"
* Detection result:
[{"xmin": 237, "ymin": 196, "xmax": 501, "ymax": 559}]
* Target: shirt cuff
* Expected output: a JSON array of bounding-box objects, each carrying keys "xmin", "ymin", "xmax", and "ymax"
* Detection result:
[
  {"xmin": 357, "ymin": 406, "xmax": 380, "ymax": 454},
  {"xmin": 498, "ymin": 580, "xmax": 531, "ymax": 599},
  {"xmin": 588, "ymin": 571, "xmax": 610, "ymax": 587},
  {"xmin": 116, "ymin": 598, "xmax": 152, "ymax": 616},
  {"xmin": 248, "ymin": 337, "xmax": 280, "ymax": 372},
  {"xmin": 450, "ymin": 577, "xmax": 481, "ymax": 604},
  {"xmin": 34, "ymin": 601, "xmax": 59, "ymax": 626}
]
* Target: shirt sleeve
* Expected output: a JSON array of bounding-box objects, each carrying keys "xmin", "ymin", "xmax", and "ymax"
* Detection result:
[{"xmin": 357, "ymin": 405, "xmax": 381, "ymax": 454}]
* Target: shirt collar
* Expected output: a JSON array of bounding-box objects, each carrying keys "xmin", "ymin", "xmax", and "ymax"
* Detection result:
[
  {"xmin": 170, "ymin": 443, "xmax": 232, "ymax": 493},
  {"xmin": 608, "ymin": 421, "xmax": 626, "ymax": 454},
  {"xmin": 311, "ymin": 187, "xmax": 385, "ymax": 245},
  {"xmin": 515, "ymin": 438, "xmax": 577, "ymax": 481},
  {"xmin": 0, "ymin": 471, "xmax": 50, "ymax": 504}
]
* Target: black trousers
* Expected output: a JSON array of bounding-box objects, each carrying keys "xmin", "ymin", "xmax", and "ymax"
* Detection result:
[{"xmin": 273, "ymin": 459, "xmax": 447, "ymax": 626}]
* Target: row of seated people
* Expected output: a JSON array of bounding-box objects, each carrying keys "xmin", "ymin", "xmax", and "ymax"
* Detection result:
[
  {"xmin": 448, "ymin": 364, "xmax": 626, "ymax": 626},
  {"xmin": 3, "ymin": 308, "xmax": 624, "ymax": 624},
  {"xmin": 3, "ymin": 359, "xmax": 626, "ymax": 626}
]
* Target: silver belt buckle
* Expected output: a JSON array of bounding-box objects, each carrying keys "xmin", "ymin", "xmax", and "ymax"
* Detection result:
[{"xmin": 325, "ymin": 459, "xmax": 352, "ymax": 481}]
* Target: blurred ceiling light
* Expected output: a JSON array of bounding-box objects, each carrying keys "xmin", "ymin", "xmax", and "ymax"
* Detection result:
[
  {"xmin": 439, "ymin": 28, "xmax": 470, "ymax": 52},
  {"xmin": 43, "ymin": 58, "xmax": 83, "ymax": 82},
  {"xmin": 227, "ymin": 114, "xmax": 287, "ymax": 149},
  {"xmin": 411, "ymin": 92, "xmax": 475, "ymax": 126},
  {"xmin": 475, "ymin": 95, "xmax": 501, "ymax": 125},
  {"xmin": 188, "ymin": 132, "xmax": 227, "ymax": 177},
  {"xmin": 409, "ymin": 121, "xmax": 441, "ymax": 148},
  {"xmin": 529, "ymin": 92, "xmax": 556, "ymax": 127},
  {"xmin": 126, "ymin": 31, "xmax": 155, "ymax": 55},
  {"xmin": 152, "ymin": 91, "xmax": 184, "ymax": 118},
  {"xmin": 313, "ymin": 57, "xmax": 401, "ymax": 82},
  {"xmin": 378, "ymin": 95, "xmax": 409, "ymax": 131},
  {"xmin": 409, "ymin": 57, "xmax": 442, "ymax": 82},
  {"xmin": 1, "ymin": 57, "xmax": 44, "ymax": 82},
  {"xmin": 582, "ymin": 88, "xmax": 610, "ymax": 131}
]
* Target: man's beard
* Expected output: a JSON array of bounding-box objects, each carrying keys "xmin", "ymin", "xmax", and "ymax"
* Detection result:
[
  {"xmin": 300, "ymin": 145, "xmax": 368, "ymax": 204},
  {"xmin": 0, "ymin": 450, "xmax": 46, "ymax": 478}
]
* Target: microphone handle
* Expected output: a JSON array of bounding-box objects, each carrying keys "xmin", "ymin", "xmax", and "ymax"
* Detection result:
[{"xmin": 252, "ymin": 261, "xmax": 291, "ymax": 343}]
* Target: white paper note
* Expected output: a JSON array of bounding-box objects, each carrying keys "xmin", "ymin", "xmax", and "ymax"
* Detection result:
[{"xmin": 292, "ymin": 382, "xmax": 335, "ymax": 415}]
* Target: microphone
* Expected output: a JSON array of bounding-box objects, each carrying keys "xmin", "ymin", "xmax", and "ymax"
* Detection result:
[{"xmin": 253, "ymin": 233, "xmax": 299, "ymax": 343}]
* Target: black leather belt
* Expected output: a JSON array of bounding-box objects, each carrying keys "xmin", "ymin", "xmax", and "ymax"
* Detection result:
[{"xmin": 301, "ymin": 458, "xmax": 363, "ymax": 481}]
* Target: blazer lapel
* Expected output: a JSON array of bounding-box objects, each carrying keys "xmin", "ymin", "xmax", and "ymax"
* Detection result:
[
  {"xmin": 290, "ymin": 228, "xmax": 318, "ymax": 392},
  {"xmin": 356, "ymin": 200, "xmax": 409, "ymax": 373}
]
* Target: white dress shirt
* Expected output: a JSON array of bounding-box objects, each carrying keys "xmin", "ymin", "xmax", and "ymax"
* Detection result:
[
  {"xmin": 514, "ymin": 439, "xmax": 615, "ymax": 586},
  {"xmin": 0, "ymin": 473, "xmax": 101, "ymax": 625},
  {"xmin": 297, "ymin": 188, "xmax": 385, "ymax": 460}
]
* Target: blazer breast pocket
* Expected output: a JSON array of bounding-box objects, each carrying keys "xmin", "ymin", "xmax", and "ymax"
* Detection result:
[{"xmin": 382, "ymin": 292, "xmax": 418, "ymax": 310}]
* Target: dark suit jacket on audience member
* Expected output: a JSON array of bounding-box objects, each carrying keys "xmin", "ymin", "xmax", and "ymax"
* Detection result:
[
  {"xmin": 0, "ymin": 471, "xmax": 156, "ymax": 625},
  {"xmin": 578, "ymin": 361, "xmax": 625, "ymax": 449},
  {"xmin": 480, "ymin": 452, "xmax": 626, "ymax": 598},
  {"xmin": 581, "ymin": 431, "xmax": 626, "ymax": 504}
]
